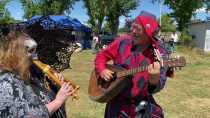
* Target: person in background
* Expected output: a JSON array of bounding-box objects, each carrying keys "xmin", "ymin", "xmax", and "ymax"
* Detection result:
[
  {"xmin": 0, "ymin": 32, "xmax": 72, "ymax": 118},
  {"xmin": 92, "ymin": 33, "xmax": 100, "ymax": 53},
  {"xmin": 170, "ymin": 31, "xmax": 179, "ymax": 53},
  {"xmin": 172, "ymin": 31, "xmax": 179, "ymax": 52}
]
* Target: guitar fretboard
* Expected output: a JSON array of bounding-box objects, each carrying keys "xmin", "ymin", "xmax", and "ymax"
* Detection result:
[
  {"xmin": 117, "ymin": 65, "xmax": 148, "ymax": 78},
  {"xmin": 116, "ymin": 57, "xmax": 185, "ymax": 78}
]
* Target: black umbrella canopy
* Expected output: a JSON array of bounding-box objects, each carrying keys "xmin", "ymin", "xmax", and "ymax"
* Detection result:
[{"xmin": 25, "ymin": 17, "xmax": 78, "ymax": 72}]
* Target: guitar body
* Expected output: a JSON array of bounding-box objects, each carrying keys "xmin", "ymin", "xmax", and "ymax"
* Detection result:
[{"xmin": 88, "ymin": 65, "xmax": 130, "ymax": 103}]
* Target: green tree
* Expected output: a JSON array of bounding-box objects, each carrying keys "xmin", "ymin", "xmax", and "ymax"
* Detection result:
[
  {"xmin": 0, "ymin": 0, "xmax": 15, "ymax": 24},
  {"xmin": 39, "ymin": 0, "xmax": 78, "ymax": 15},
  {"xmin": 84, "ymin": 0, "xmax": 138, "ymax": 35},
  {"xmin": 180, "ymin": 28, "xmax": 194, "ymax": 46},
  {"xmin": 152, "ymin": 0, "xmax": 203, "ymax": 31},
  {"xmin": 0, "ymin": 9, "xmax": 15, "ymax": 24},
  {"xmin": 20, "ymin": 0, "xmax": 78, "ymax": 19},
  {"xmin": 204, "ymin": 0, "xmax": 210, "ymax": 11},
  {"xmin": 20, "ymin": 0, "xmax": 41, "ymax": 19},
  {"xmin": 203, "ymin": 0, "xmax": 210, "ymax": 19},
  {"xmin": 105, "ymin": 0, "xmax": 139, "ymax": 35},
  {"xmin": 83, "ymin": 0, "xmax": 106, "ymax": 34},
  {"xmin": 0, "ymin": 0, "xmax": 10, "ymax": 18},
  {"xmin": 160, "ymin": 14, "xmax": 176, "ymax": 32},
  {"xmin": 102, "ymin": 21, "xmax": 111, "ymax": 33},
  {"xmin": 165, "ymin": 0, "xmax": 202, "ymax": 31}
]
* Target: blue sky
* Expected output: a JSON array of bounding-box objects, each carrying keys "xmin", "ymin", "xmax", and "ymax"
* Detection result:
[{"xmin": 6, "ymin": 0, "xmax": 208, "ymax": 27}]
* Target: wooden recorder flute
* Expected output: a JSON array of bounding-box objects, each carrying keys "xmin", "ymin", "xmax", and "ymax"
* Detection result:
[{"xmin": 33, "ymin": 59, "xmax": 80, "ymax": 100}]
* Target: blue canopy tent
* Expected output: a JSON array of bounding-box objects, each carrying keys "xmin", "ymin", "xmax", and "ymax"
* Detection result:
[
  {"xmin": 25, "ymin": 15, "xmax": 91, "ymax": 32},
  {"xmin": 71, "ymin": 18, "xmax": 92, "ymax": 32}
]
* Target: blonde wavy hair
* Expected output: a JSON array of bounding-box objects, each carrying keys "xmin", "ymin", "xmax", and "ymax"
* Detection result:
[{"xmin": 0, "ymin": 32, "xmax": 31, "ymax": 80}]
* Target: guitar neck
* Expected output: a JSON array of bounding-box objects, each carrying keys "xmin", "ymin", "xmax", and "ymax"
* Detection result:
[
  {"xmin": 116, "ymin": 59, "xmax": 181, "ymax": 78},
  {"xmin": 117, "ymin": 65, "xmax": 148, "ymax": 78}
]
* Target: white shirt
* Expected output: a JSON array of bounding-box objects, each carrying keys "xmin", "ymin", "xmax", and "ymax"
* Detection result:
[
  {"xmin": 93, "ymin": 36, "xmax": 99, "ymax": 42},
  {"xmin": 171, "ymin": 33, "xmax": 179, "ymax": 42}
]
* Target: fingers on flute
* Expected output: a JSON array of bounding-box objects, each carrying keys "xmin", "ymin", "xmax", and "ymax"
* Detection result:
[{"xmin": 54, "ymin": 73, "xmax": 65, "ymax": 83}]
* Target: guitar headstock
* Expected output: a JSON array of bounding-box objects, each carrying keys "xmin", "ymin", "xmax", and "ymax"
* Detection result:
[{"xmin": 163, "ymin": 56, "xmax": 186, "ymax": 69}]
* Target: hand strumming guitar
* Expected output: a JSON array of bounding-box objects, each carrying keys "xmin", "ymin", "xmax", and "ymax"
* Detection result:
[
  {"xmin": 148, "ymin": 61, "xmax": 161, "ymax": 85},
  {"xmin": 100, "ymin": 69, "xmax": 114, "ymax": 81}
]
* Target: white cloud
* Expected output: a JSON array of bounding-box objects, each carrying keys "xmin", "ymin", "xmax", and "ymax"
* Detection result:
[{"xmin": 195, "ymin": 7, "xmax": 207, "ymax": 13}]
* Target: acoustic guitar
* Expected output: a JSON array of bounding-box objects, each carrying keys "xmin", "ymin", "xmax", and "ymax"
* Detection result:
[{"xmin": 88, "ymin": 57, "xmax": 186, "ymax": 103}]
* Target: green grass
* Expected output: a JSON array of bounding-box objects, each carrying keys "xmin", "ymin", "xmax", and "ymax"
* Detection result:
[
  {"xmin": 62, "ymin": 50, "xmax": 105, "ymax": 118},
  {"xmin": 62, "ymin": 47, "xmax": 210, "ymax": 118}
]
